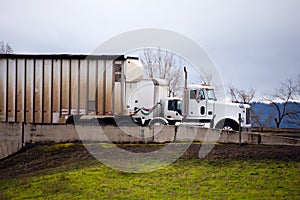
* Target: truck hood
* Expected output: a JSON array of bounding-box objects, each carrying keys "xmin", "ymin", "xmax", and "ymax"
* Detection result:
[{"xmin": 214, "ymin": 101, "xmax": 250, "ymax": 123}]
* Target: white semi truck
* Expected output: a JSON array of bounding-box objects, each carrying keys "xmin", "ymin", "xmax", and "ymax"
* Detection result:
[
  {"xmin": 126, "ymin": 63, "xmax": 251, "ymax": 131},
  {"xmin": 0, "ymin": 54, "xmax": 251, "ymax": 131}
]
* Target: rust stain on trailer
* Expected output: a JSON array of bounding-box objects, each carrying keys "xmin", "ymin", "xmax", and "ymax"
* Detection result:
[{"xmin": 0, "ymin": 54, "xmax": 125, "ymax": 123}]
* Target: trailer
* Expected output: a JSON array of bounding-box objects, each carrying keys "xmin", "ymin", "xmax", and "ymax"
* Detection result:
[{"xmin": 0, "ymin": 54, "xmax": 144, "ymax": 123}]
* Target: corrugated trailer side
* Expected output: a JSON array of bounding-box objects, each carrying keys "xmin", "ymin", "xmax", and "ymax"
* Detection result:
[{"xmin": 0, "ymin": 54, "xmax": 126, "ymax": 123}]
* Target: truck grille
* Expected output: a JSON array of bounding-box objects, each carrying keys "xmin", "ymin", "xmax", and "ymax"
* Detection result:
[{"xmin": 246, "ymin": 108, "xmax": 251, "ymax": 124}]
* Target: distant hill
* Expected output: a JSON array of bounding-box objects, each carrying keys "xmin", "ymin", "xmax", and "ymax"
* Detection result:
[{"xmin": 250, "ymin": 102, "xmax": 300, "ymax": 128}]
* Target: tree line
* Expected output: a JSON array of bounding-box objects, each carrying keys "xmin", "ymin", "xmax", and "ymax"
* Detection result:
[
  {"xmin": 141, "ymin": 48, "xmax": 300, "ymax": 129},
  {"xmin": 229, "ymin": 75, "xmax": 300, "ymax": 129},
  {"xmin": 0, "ymin": 41, "xmax": 13, "ymax": 54}
]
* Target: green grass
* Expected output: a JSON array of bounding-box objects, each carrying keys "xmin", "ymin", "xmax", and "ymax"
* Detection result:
[{"xmin": 1, "ymin": 158, "xmax": 299, "ymax": 199}]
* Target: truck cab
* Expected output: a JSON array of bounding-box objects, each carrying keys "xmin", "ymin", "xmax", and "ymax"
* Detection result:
[
  {"xmin": 185, "ymin": 84, "xmax": 216, "ymax": 123},
  {"xmin": 186, "ymin": 84, "xmax": 250, "ymax": 130},
  {"xmin": 163, "ymin": 84, "xmax": 251, "ymax": 131}
]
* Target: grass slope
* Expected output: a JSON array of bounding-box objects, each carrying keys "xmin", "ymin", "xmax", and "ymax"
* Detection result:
[{"xmin": 0, "ymin": 143, "xmax": 299, "ymax": 199}]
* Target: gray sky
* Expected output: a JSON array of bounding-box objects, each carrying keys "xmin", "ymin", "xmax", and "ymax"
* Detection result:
[{"xmin": 1, "ymin": 0, "xmax": 300, "ymax": 99}]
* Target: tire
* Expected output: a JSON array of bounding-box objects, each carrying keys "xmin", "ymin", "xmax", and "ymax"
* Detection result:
[
  {"xmin": 149, "ymin": 118, "xmax": 167, "ymax": 126},
  {"xmin": 148, "ymin": 118, "xmax": 167, "ymax": 135},
  {"xmin": 216, "ymin": 119, "xmax": 239, "ymax": 131},
  {"xmin": 223, "ymin": 120, "xmax": 239, "ymax": 131}
]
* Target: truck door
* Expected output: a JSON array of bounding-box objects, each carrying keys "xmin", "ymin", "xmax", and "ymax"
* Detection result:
[
  {"xmin": 164, "ymin": 99, "xmax": 183, "ymax": 121},
  {"xmin": 188, "ymin": 89, "xmax": 206, "ymax": 117}
]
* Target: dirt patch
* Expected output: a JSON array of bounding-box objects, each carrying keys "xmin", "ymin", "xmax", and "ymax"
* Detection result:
[
  {"xmin": 0, "ymin": 142, "xmax": 299, "ymax": 179},
  {"xmin": 185, "ymin": 144, "xmax": 300, "ymax": 161}
]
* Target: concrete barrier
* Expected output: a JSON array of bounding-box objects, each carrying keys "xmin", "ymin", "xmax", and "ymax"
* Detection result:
[
  {"xmin": 153, "ymin": 126, "xmax": 175, "ymax": 143},
  {"xmin": 175, "ymin": 126, "xmax": 198, "ymax": 141},
  {"xmin": 260, "ymin": 134, "xmax": 300, "ymax": 146},
  {"xmin": 1, "ymin": 122, "xmax": 300, "ymax": 159},
  {"xmin": 100, "ymin": 126, "xmax": 150, "ymax": 143},
  {"xmin": 25, "ymin": 124, "xmax": 79, "ymax": 143},
  {"xmin": 0, "ymin": 123, "xmax": 23, "ymax": 159},
  {"xmin": 0, "ymin": 140, "xmax": 22, "ymax": 160}
]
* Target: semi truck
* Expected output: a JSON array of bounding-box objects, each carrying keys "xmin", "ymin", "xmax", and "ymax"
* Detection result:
[
  {"xmin": 0, "ymin": 54, "xmax": 251, "ymax": 131},
  {"xmin": 126, "ymin": 67, "xmax": 251, "ymax": 131}
]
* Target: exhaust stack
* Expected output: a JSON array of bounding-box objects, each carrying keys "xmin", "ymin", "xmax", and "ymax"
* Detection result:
[{"xmin": 183, "ymin": 67, "xmax": 188, "ymax": 118}]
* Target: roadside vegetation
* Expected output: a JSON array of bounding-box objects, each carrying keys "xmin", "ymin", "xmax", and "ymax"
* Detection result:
[{"xmin": 0, "ymin": 143, "xmax": 299, "ymax": 199}]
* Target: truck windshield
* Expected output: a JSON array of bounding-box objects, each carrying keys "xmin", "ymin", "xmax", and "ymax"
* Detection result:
[{"xmin": 206, "ymin": 89, "xmax": 216, "ymax": 100}]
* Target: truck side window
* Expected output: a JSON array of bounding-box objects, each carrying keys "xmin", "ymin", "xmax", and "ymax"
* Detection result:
[
  {"xmin": 190, "ymin": 90, "xmax": 205, "ymax": 100},
  {"xmin": 168, "ymin": 100, "xmax": 174, "ymax": 110},
  {"xmin": 168, "ymin": 100, "xmax": 182, "ymax": 115},
  {"xmin": 190, "ymin": 90, "xmax": 196, "ymax": 99},
  {"xmin": 199, "ymin": 90, "xmax": 205, "ymax": 100}
]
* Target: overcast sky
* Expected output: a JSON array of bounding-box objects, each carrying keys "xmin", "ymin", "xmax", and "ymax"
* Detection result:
[{"xmin": 1, "ymin": 0, "xmax": 300, "ymax": 99}]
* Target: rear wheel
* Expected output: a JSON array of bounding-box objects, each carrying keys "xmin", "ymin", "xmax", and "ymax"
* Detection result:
[
  {"xmin": 149, "ymin": 118, "xmax": 168, "ymax": 126},
  {"xmin": 149, "ymin": 118, "xmax": 168, "ymax": 135}
]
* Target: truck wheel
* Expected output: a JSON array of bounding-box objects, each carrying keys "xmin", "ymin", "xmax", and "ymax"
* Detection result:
[
  {"xmin": 149, "ymin": 118, "xmax": 167, "ymax": 126},
  {"xmin": 216, "ymin": 119, "xmax": 239, "ymax": 131},
  {"xmin": 223, "ymin": 120, "xmax": 239, "ymax": 131}
]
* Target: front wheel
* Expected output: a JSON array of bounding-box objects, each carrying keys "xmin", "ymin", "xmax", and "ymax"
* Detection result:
[
  {"xmin": 216, "ymin": 119, "xmax": 239, "ymax": 131},
  {"xmin": 223, "ymin": 121, "xmax": 239, "ymax": 131}
]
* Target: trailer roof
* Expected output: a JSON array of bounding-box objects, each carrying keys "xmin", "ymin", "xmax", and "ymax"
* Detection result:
[{"xmin": 0, "ymin": 54, "xmax": 138, "ymax": 60}]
